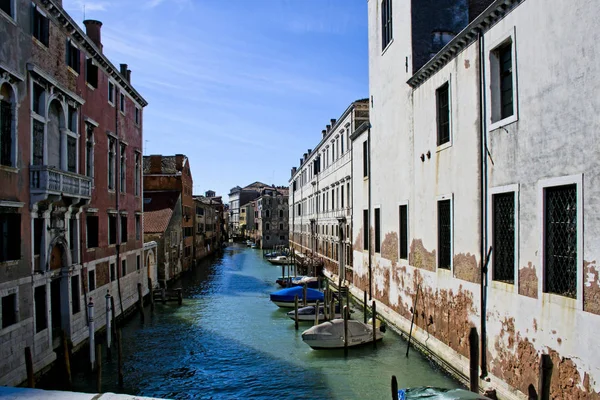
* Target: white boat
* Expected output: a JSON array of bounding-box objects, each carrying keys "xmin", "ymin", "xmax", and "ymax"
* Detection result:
[
  {"xmin": 301, "ymin": 319, "xmax": 385, "ymax": 349},
  {"xmin": 287, "ymin": 305, "xmax": 342, "ymax": 321},
  {"xmin": 267, "ymin": 255, "xmax": 290, "ymax": 265}
]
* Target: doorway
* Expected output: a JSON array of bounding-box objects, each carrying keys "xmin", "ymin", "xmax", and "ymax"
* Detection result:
[{"xmin": 50, "ymin": 278, "xmax": 62, "ymax": 340}]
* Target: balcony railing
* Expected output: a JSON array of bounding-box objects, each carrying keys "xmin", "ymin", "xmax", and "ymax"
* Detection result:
[{"xmin": 30, "ymin": 165, "xmax": 93, "ymax": 199}]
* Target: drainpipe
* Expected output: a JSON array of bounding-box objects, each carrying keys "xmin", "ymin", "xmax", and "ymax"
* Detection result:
[
  {"xmin": 478, "ymin": 29, "xmax": 489, "ymax": 378},
  {"xmin": 367, "ymin": 123, "xmax": 372, "ymax": 301}
]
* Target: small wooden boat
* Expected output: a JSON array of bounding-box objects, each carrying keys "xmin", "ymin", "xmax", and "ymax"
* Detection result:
[
  {"xmin": 270, "ymin": 286, "xmax": 324, "ymax": 308},
  {"xmin": 276, "ymin": 276, "xmax": 319, "ymax": 289},
  {"xmin": 397, "ymin": 387, "xmax": 491, "ymax": 399},
  {"xmin": 301, "ymin": 319, "xmax": 385, "ymax": 349},
  {"xmin": 287, "ymin": 304, "xmax": 342, "ymax": 321},
  {"xmin": 267, "ymin": 255, "xmax": 290, "ymax": 265}
]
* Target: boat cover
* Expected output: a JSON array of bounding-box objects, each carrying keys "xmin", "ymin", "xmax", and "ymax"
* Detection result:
[
  {"xmin": 398, "ymin": 387, "xmax": 490, "ymax": 400},
  {"xmin": 269, "ymin": 286, "xmax": 324, "ymax": 302},
  {"xmin": 303, "ymin": 319, "xmax": 372, "ymax": 337}
]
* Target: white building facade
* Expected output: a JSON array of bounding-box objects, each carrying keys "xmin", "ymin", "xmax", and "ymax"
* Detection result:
[{"xmin": 348, "ymin": 0, "xmax": 600, "ymax": 398}]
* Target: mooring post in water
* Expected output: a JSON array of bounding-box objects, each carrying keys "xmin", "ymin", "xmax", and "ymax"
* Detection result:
[
  {"xmin": 62, "ymin": 330, "xmax": 72, "ymax": 388},
  {"xmin": 406, "ymin": 285, "xmax": 420, "ymax": 357},
  {"xmin": 314, "ymin": 300, "xmax": 320, "ymax": 326},
  {"xmin": 105, "ymin": 291, "xmax": 112, "ymax": 361},
  {"xmin": 323, "ymin": 289, "xmax": 328, "ymax": 320},
  {"xmin": 343, "ymin": 305, "xmax": 349, "ymax": 357},
  {"xmin": 330, "ymin": 289, "xmax": 335, "ymax": 319},
  {"xmin": 24, "ymin": 347, "xmax": 34, "ymax": 388},
  {"xmin": 137, "ymin": 283, "xmax": 145, "ymax": 322},
  {"xmin": 469, "ymin": 327, "xmax": 479, "ymax": 393},
  {"xmin": 149, "ymin": 278, "xmax": 155, "ymax": 313},
  {"xmin": 303, "ymin": 283, "xmax": 307, "ymax": 307},
  {"xmin": 110, "ymin": 295, "xmax": 117, "ymax": 334},
  {"xmin": 294, "ymin": 295, "xmax": 299, "ymax": 330},
  {"xmin": 96, "ymin": 343, "xmax": 102, "ymax": 394},
  {"xmin": 161, "ymin": 288, "xmax": 166, "ymax": 304},
  {"xmin": 117, "ymin": 329, "xmax": 123, "ymax": 388},
  {"xmin": 538, "ymin": 353, "xmax": 552, "ymax": 400},
  {"xmin": 372, "ymin": 300, "xmax": 377, "ymax": 349},
  {"xmin": 88, "ymin": 297, "xmax": 95, "ymax": 372},
  {"xmin": 364, "ymin": 290, "xmax": 368, "ymax": 324},
  {"xmin": 177, "ymin": 288, "xmax": 183, "ymax": 305},
  {"xmin": 391, "ymin": 375, "xmax": 398, "ymax": 400}
]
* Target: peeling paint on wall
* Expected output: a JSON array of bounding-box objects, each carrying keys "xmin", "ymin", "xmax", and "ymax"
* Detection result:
[
  {"xmin": 409, "ymin": 239, "xmax": 436, "ymax": 271},
  {"xmin": 453, "ymin": 252, "xmax": 479, "ymax": 283},
  {"xmin": 381, "ymin": 232, "xmax": 399, "ymax": 262},
  {"xmin": 353, "ymin": 226, "xmax": 363, "ymax": 252},
  {"xmin": 584, "ymin": 260, "xmax": 600, "ymax": 315},
  {"xmin": 519, "ymin": 262, "xmax": 538, "ymax": 299}
]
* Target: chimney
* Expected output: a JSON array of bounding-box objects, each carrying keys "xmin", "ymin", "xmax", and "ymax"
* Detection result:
[
  {"xmin": 149, "ymin": 155, "xmax": 162, "ymax": 174},
  {"xmin": 126, "ymin": 69, "xmax": 132, "ymax": 83},
  {"xmin": 299, "ymin": 158, "xmax": 303, "ymax": 166},
  {"xmin": 303, "ymin": 153, "xmax": 308, "ymax": 162},
  {"xmin": 322, "ymin": 129, "xmax": 326, "ymax": 138},
  {"xmin": 307, "ymin": 149, "xmax": 312, "ymax": 155},
  {"xmin": 326, "ymin": 124, "xmax": 331, "ymax": 133},
  {"xmin": 83, "ymin": 20, "xmax": 103, "ymax": 52},
  {"xmin": 120, "ymin": 63, "xmax": 128, "ymax": 77},
  {"xmin": 175, "ymin": 154, "xmax": 185, "ymax": 170},
  {"xmin": 331, "ymin": 118, "xmax": 337, "ymax": 127}
]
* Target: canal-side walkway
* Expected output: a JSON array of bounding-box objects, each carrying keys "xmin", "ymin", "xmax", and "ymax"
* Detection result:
[{"xmin": 38, "ymin": 244, "xmax": 461, "ymax": 399}]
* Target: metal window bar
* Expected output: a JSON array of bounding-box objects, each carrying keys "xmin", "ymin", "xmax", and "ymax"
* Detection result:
[
  {"xmin": 438, "ymin": 200, "xmax": 451, "ymax": 269},
  {"xmin": 545, "ymin": 184, "xmax": 577, "ymax": 298},
  {"xmin": 492, "ymin": 192, "xmax": 515, "ymax": 283}
]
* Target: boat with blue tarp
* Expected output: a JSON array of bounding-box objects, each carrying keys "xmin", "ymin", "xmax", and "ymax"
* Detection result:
[{"xmin": 270, "ymin": 286, "xmax": 324, "ymax": 308}]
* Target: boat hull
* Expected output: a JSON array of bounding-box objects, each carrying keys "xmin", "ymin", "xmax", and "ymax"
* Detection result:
[
  {"xmin": 273, "ymin": 300, "xmax": 321, "ymax": 308},
  {"xmin": 301, "ymin": 319, "xmax": 385, "ymax": 350}
]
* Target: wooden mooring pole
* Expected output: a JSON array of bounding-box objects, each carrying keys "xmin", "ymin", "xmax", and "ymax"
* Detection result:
[
  {"xmin": 364, "ymin": 290, "xmax": 368, "ymax": 324},
  {"xmin": 303, "ymin": 284, "xmax": 307, "ymax": 307},
  {"xmin": 469, "ymin": 327, "xmax": 479, "ymax": 393},
  {"xmin": 149, "ymin": 278, "xmax": 155, "ymax": 314},
  {"xmin": 96, "ymin": 343, "xmax": 102, "ymax": 394},
  {"xmin": 62, "ymin": 331, "xmax": 72, "ymax": 388},
  {"xmin": 24, "ymin": 347, "xmax": 34, "ymax": 388},
  {"xmin": 137, "ymin": 283, "xmax": 145, "ymax": 322},
  {"xmin": 391, "ymin": 375, "xmax": 398, "ymax": 400},
  {"xmin": 294, "ymin": 295, "xmax": 299, "ymax": 330},
  {"xmin": 372, "ymin": 300, "xmax": 377, "ymax": 349},
  {"xmin": 538, "ymin": 353, "xmax": 552, "ymax": 400},
  {"xmin": 117, "ymin": 329, "xmax": 124, "ymax": 388},
  {"xmin": 323, "ymin": 289, "xmax": 328, "ymax": 320}
]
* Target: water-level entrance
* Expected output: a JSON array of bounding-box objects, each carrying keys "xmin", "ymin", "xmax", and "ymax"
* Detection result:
[{"xmin": 59, "ymin": 244, "xmax": 461, "ymax": 398}]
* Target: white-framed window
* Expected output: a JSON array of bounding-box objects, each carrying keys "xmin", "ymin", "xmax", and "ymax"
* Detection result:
[
  {"xmin": 108, "ymin": 136, "xmax": 116, "ymax": 190},
  {"xmin": 87, "ymin": 266, "xmax": 96, "ymax": 292},
  {"xmin": 488, "ymin": 28, "xmax": 518, "ymax": 131},
  {"xmin": 436, "ymin": 79, "xmax": 452, "ymax": 150},
  {"xmin": 135, "ymin": 106, "xmax": 140, "ymax": 125},
  {"xmin": 0, "ymin": 0, "xmax": 16, "ymax": 20},
  {"xmin": 85, "ymin": 123, "xmax": 95, "ymax": 178},
  {"xmin": 489, "ymin": 185, "xmax": 519, "ymax": 286},
  {"xmin": 119, "ymin": 143, "xmax": 126, "ymax": 193},
  {"xmin": 108, "ymin": 81, "xmax": 115, "ymax": 105},
  {"xmin": 437, "ymin": 194, "xmax": 453, "ymax": 270},
  {"xmin": 398, "ymin": 201, "xmax": 409, "ymax": 261},
  {"xmin": 539, "ymin": 174, "xmax": 583, "ymax": 305},
  {"xmin": 119, "ymin": 92, "xmax": 125, "ymax": 114}
]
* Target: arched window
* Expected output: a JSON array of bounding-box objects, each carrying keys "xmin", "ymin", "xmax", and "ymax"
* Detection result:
[{"xmin": 0, "ymin": 82, "xmax": 16, "ymax": 167}]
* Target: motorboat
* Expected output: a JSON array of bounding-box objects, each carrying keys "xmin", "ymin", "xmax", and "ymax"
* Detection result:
[
  {"xmin": 270, "ymin": 286, "xmax": 324, "ymax": 308},
  {"xmin": 276, "ymin": 276, "xmax": 320, "ymax": 289},
  {"xmin": 397, "ymin": 387, "xmax": 491, "ymax": 400},
  {"xmin": 267, "ymin": 255, "xmax": 290, "ymax": 265},
  {"xmin": 301, "ymin": 318, "xmax": 385, "ymax": 349},
  {"xmin": 287, "ymin": 304, "xmax": 342, "ymax": 321}
]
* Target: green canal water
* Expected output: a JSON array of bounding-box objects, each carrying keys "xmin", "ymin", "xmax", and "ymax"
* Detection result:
[{"xmin": 67, "ymin": 244, "xmax": 461, "ymax": 399}]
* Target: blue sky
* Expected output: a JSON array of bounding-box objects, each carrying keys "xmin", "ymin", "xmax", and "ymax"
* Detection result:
[{"xmin": 63, "ymin": 0, "xmax": 369, "ymax": 199}]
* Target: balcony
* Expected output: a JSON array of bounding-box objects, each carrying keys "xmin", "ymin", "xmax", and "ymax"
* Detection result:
[{"xmin": 30, "ymin": 165, "xmax": 93, "ymax": 204}]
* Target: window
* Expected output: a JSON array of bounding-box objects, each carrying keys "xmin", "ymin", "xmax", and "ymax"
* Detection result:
[
  {"xmin": 88, "ymin": 269, "xmax": 96, "ymax": 292},
  {"xmin": 85, "ymin": 125, "xmax": 94, "ymax": 178},
  {"xmin": 341, "ymin": 135, "xmax": 344, "ymax": 154},
  {"xmin": 399, "ymin": 204, "xmax": 408, "ymax": 259},
  {"xmin": 85, "ymin": 58, "xmax": 98, "ymax": 88},
  {"xmin": 110, "ymin": 262, "xmax": 116, "ymax": 281},
  {"xmin": 381, "ymin": 0, "xmax": 393, "ymax": 50},
  {"xmin": 297, "ymin": 204, "xmax": 301, "ymax": 216},
  {"xmin": 32, "ymin": 4, "xmax": 49, "ymax": 47},
  {"xmin": 279, "ymin": 235, "xmax": 285, "ymax": 241},
  {"xmin": 135, "ymin": 107, "xmax": 140, "ymax": 125},
  {"xmin": 437, "ymin": 199, "xmax": 452, "ymax": 269},
  {"xmin": 86, "ymin": 216, "xmax": 99, "ymax": 248},
  {"xmin": 33, "ymin": 218, "xmax": 43, "ymax": 255},
  {"xmin": 266, "ymin": 235, "xmax": 270, "ymax": 241},
  {"xmin": 375, "ymin": 208, "xmax": 381, "ymax": 253},
  {"xmin": 108, "ymin": 214, "xmax": 116, "ymax": 245},
  {"xmin": 279, "ymin": 223, "xmax": 283, "ymax": 230},
  {"xmin": 0, "ymin": 0, "xmax": 13, "ymax": 18},
  {"xmin": 135, "ymin": 153, "xmax": 141, "ymax": 196},
  {"xmin": 341, "ymin": 186, "xmax": 344, "ymax": 208},
  {"xmin": 68, "ymin": 106, "xmax": 77, "ymax": 132},
  {"xmin": 331, "ymin": 189, "xmax": 334, "ymax": 210},
  {"xmin": 363, "ymin": 209, "xmax": 369, "ymax": 251},
  {"xmin": 498, "ymin": 43, "xmax": 513, "ymax": 120},
  {"xmin": 279, "ymin": 210, "xmax": 283, "ymax": 218},
  {"xmin": 67, "ymin": 136, "xmax": 77, "ymax": 173},
  {"xmin": 108, "ymin": 138, "xmax": 116, "ymax": 190},
  {"xmin": 436, "ymin": 82, "xmax": 450, "ymax": 146},
  {"xmin": 34, "ymin": 285, "xmax": 47, "ymax": 333},
  {"xmin": 184, "ymin": 246, "xmax": 191, "ymax": 258},
  {"xmin": 136, "ymin": 255, "xmax": 141, "ymax": 271},
  {"xmin": 544, "ymin": 184, "xmax": 577, "ymax": 298},
  {"xmin": 121, "ymin": 259, "xmax": 127, "ymax": 277},
  {"xmin": 135, "ymin": 215, "xmax": 141, "ymax": 240},
  {"xmin": 108, "ymin": 82, "xmax": 115, "ymax": 105},
  {"xmin": 66, "ymin": 40, "xmax": 80, "ymax": 73},
  {"xmin": 120, "ymin": 93, "xmax": 125, "ymax": 113},
  {"xmin": 1, "ymin": 293, "xmax": 16, "ymax": 328},
  {"xmin": 120, "ymin": 144, "xmax": 126, "ymax": 192},
  {"xmin": 492, "ymin": 192, "xmax": 515, "ymax": 283},
  {"xmin": 71, "ymin": 275, "xmax": 80, "ymax": 314},
  {"xmin": 1, "ymin": 96, "xmax": 13, "ymax": 167},
  {"xmin": 490, "ymin": 39, "xmax": 517, "ymax": 126},
  {"xmin": 363, "ymin": 140, "xmax": 369, "ymax": 178},
  {"xmin": 266, "ymin": 223, "xmax": 270, "ymax": 231},
  {"xmin": 0, "ymin": 213, "xmax": 20, "ymax": 262},
  {"xmin": 120, "ymin": 215, "xmax": 127, "ymax": 243},
  {"xmin": 32, "ymin": 83, "xmax": 44, "ymax": 115},
  {"xmin": 266, "ymin": 210, "xmax": 270, "ymax": 218}
]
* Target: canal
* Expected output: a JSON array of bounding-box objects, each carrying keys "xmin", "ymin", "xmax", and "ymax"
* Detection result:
[{"xmin": 59, "ymin": 244, "xmax": 461, "ymax": 399}]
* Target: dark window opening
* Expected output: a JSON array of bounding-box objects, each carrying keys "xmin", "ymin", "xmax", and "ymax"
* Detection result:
[
  {"xmin": 87, "ymin": 216, "xmax": 99, "ymax": 248},
  {"xmin": 436, "ymin": 82, "xmax": 450, "ymax": 146},
  {"xmin": 34, "ymin": 218, "xmax": 43, "ymax": 256},
  {"xmin": 135, "ymin": 215, "xmax": 141, "ymax": 240},
  {"xmin": 108, "ymin": 82, "xmax": 115, "ymax": 104},
  {"xmin": 32, "ymin": 5, "xmax": 49, "ymax": 46},
  {"xmin": 363, "ymin": 141, "xmax": 369, "ymax": 178},
  {"xmin": 66, "ymin": 40, "xmax": 80, "ymax": 73},
  {"xmin": 85, "ymin": 58, "xmax": 98, "ymax": 88},
  {"xmin": 399, "ymin": 205, "xmax": 408, "ymax": 259},
  {"xmin": 499, "ymin": 42, "xmax": 513, "ymax": 119},
  {"xmin": 110, "ymin": 263, "xmax": 116, "ymax": 281},
  {"xmin": 437, "ymin": 200, "xmax": 451, "ymax": 269},
  {"xmin": 381, "ymin": 0, "xmax": 393, "ymax": 50},
  {"xmin": 120, "ymin": 215, "xmax": 128, "ymax": 243},
  {"xmin": 0, "ymin": 0, "xmax": 12, "ymax": 17},
  {"xmin": 0, "ymin": 213, "xmax": 20, "ymax": 262},
  {"xmin": 33, "ymin": 119, "xmax": 44, "ymax": 165},
  {"xmin": 492, "ymin": 192, "xmax": 515, "ymax": 283},
  {"xmin": 35, "ymin": 285, "xmax": 47, "ymax": 333},
  {"xmin": 363, "ymin": 209, "xmax": 369, "ymax": 251},
  {"xmin": 1, "ymin": 99, "xmax": 12, "ymax": 166},
  {"xmin": 67, "ymin": 136, "xmax": 77, "ymax": 173},
  {"xmin": 375, "ymin": 208, "xmax": 381, "ymax": 253},
  {"xmin": 544, "ymin": 184, "xmax": 577, "ymax": 298},
  {"xmin": 136, "ymin": 255, "xmax": 141, "ymax": 271},
  {"xmin": 1, "ymin": 293, "xmax": 16, "ymax": 329},
  {"xmin": 108, "ymin": 214, "xmax": 116, "ymax": 245},
  {"xmin": 88, "ymin": 270, "xmax": 96, "ymax": 292},
  {"xmin": 71, "ymin": 275, "xmax": 80, "ymax": 314},
  {"xmin": 121, "ymin": 259, "xmax": 126, "ymax": 277}
]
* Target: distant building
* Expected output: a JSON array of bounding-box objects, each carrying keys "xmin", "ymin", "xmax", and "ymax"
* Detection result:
[
  {"xmin": 254, "ymin": 187, "xmax": 289, "ymax": 249},
  {"xmin": 193, "ymin": 195, "xmax": 223, "ymax": 261},
  {"xmin": 239, "ymin": 201, "xmax": 255, "ymax": 239},
  {"xmin": 228, "ymin": 181, "xmax": 269, "ymax": 237},
  {"xmin": 143, "ymin": 154, "xmax": 194, "ymax": 272}
]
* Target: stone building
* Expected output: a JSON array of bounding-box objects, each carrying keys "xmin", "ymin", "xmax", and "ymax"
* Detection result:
[
  {"xmin": 143, "ymin": 154, "xmax": 194, "ymax": 272},
  {"xmin": 193, "ymin": 193, "xmax": 223, "ymax": 261},
  {"xmin": 0, "ymin": 0, "xmax": 147, "ymax": 386},
  {"xmin": 239, "ymin": 201, "xmax": 255, "ymax": 239},
  {"xmin": 254, "ymin": 187, "xmax": 289, "ymax": 249},
  {"xmin": 143, "ymin": 191, "xmax": 182, "ymax": 284},
  {"xmin": 289, "ymin": 100, "xmax": 368, "ymax": 282},
  {"xmin": 347, "ymin": 0, "xmax": 600, "ymax": 398},
  {"xmin": 228, "ymin": 181, "xmax": 269, "ymax": 237}
]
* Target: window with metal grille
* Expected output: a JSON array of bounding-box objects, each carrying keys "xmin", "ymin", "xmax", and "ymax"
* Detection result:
[
  {"xmin": 399, "ymin": 204, "xmax": 408, "ymax": 259},
  {"xmin": 363, "ymin": 209, "xmax": 369, "ymax": 251},
  {"xmin": 492, "ymin": 192, "xmax": 515, "ymax": 283},
  {"xmin": 375, "ymin": 208, "xmax": 381, "ymax": 253},
  {"xmin": 32, "ymin": 5, "xmax": 49, "ymax": 47},
  {"xmin": 34, "ymin": 285, "xmax": 47, "ymax": 333},
  {"xmin": 1, "ymin": 99, "xmax": 12, "ymax": 166},
  {"xmin": 0, "ymin": 213, "xmax": 20, "ymax": 262},
  {"xmin": 436, "ymin": 82, "xmax": 450, "ymax": 146},
  {"xmin": 499, "ymin": 43, "xmax": 513, "ymax": 119},
  {"xmin": 381, "ymin": 0, "xmax": 393, "ymax": 50},
  {"xmin": 437, "ymin": 200, "xmax": 451, "ymax": 269},
  {"xmin": 544, "ymin": 184, "xmax": 577, "ymax": 298}
]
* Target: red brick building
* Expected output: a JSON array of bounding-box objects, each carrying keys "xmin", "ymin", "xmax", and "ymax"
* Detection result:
[
  {"xmin": 143, "ymin": 155, "xmax": 194, "ymax": 274},
  {"xmin": 0, "ymin": 0, "xmax": 147, "ymax": 385}
]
